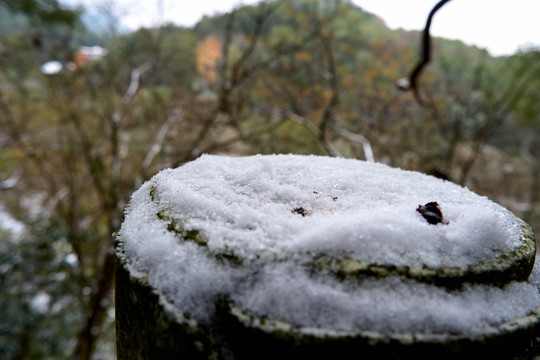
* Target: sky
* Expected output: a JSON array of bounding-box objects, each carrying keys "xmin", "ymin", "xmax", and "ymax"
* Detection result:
[
  {"xmin": 356, "ymin": 0, "xmax": 540, "ymax": 56},
  {"xmin": 70, "ymin": 0, "xmax": 540, "ymax": 56}
]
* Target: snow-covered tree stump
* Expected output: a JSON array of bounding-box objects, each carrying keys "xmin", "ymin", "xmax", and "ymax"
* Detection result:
[{"xmin": 115, "ymin": 154, "xmax": 540, "ymax": 359}]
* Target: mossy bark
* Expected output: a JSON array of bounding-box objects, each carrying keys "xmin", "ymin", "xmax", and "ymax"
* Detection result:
[
  {"xmin": 115, "ymin": 256, "xmax": 216, "ymax": 359},
  {"xmin": 218, "ymin": 301, "xmax": 540, "ymax": 360},
  {"xmin": 115, "ymin": 232, "xmax": 540, "ymax": 360},
  {"xmin": 311, "ymin": 216, "xmax": 536, "ymax": 288}
]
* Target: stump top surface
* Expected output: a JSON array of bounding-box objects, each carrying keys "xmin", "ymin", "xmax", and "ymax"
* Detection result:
[
  {"xmin": 118, "ymin": 154, "xmax": 540, "ymax": 336},
  {"xmin": 129, "ymin": 154, "xmax": 522, "ymax": 268}
]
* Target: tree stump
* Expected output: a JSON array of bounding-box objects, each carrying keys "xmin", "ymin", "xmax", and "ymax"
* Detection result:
[{"xmin": 115, "ymin": 154, "xmax": 540, "ymax": 359}]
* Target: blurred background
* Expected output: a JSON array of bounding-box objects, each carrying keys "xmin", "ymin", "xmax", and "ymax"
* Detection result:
[{"xmin": 1, "ymin": 0, "xmax": 539, "ymax": 358}]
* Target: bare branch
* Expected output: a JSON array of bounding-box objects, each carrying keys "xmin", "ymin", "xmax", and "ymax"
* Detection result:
[
  {"xmin": 136, "ymin": 106, "xmax": 184, "ymax": 186},
  {"xmin": 112, "ymin": 62, "xmax": 152, "ymax": 124},
  {"xmin": 334, "ymin": 124, "xmax": 375, "ymax": 162},
  {"xmin": 196, "ymin": 108, "xmax": 288, "ymax": 157},
  {"xmin": 285, "ymin": 110, "xmax": 343, "ymax": 157},
  {"xmin": 318, "ymin": 30, "xmax": 340, "ymax": 145},
  {"xmin": 174, "ymin": 4, "xmax": 281, "ymax": 166},
  {"xmin": 397, "ymin": 0, "xmax": 452, "ymax": 104}
]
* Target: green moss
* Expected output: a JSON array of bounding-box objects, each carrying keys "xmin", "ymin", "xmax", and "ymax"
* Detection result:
[
  {"xmin": 149, "ymin": 184, "xmax": 160, "ymax": 203},
  {"xmin": 154, "ymin": 210, "xmax": 243, "ymax": 266},
  {"xmin": 218, "ymin": 300, "xmax": 540, "ymax": 359},
  {"xmin": 151, "ymin": 185, "xmax": 206, "ymax": 246},
  {"xmin": 310, "ymin": 213, "xmax": 536, "ymax": 288},
  {"xmin": 121, "ymin": 203, "xmax": 131, "ymax": 221},
  {"xmin": 214, "ymin": 248, "xmax": 243, "ymax": 267},
  {"xmin": 156, "ymin": 210, "xmax": 207, "ymax": 246}
]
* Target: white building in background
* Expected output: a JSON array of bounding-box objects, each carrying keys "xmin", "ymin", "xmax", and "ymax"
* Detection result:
[
  {"xmin": 41, "ymin": 45, "xmax": 108, "ymax": 74},
  {"xmin": 69, "ymin": 45, "xmax": 108, "ymax": 70},
  {"xmin": 76, "ymin": 46, "xmax": 107, "ymax": 62}
]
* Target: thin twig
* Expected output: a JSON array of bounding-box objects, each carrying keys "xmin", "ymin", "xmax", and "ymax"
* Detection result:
[
  {"xmin": 334, "ymin": 123, "xmax": 375, "ymax": 162},
  {"xmin": 136, "ymin": 106, "xmax": 184, "ymax": 187},
  {"xmin": 112, "ymin": 62, "xmax": 152, "ymax": 124},
  {"xmin": 285, "ymin": 110, "xmax": 343, "ymax": 157}
]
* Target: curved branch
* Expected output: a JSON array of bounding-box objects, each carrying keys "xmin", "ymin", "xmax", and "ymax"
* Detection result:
[
  {"xmin": 286, "ymin": 110, "xmax": 343, "ymax": 157},
  {"xmin": 136, "ymin": 106, "xmax": 184, "ymax": 187},
  {"xmin": 397, "ymin": 0, "xmax": 452, "ymax": 104},
  {"xmin": 334, "ymin": 123, "xmax": 375, "ymax": 162}
]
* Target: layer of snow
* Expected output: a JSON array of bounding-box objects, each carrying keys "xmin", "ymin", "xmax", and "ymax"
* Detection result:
[{"xmin": 119, "ymin": 154, "xmax": 540, "ymax": 335}]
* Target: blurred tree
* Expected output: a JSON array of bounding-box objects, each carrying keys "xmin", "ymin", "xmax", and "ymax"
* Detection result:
[
  {"xmin": 0, "ymin": 218, "xmax": 83, "ymax": 359},
  {"xmin": 503, "ymin": 49, "xmax": 540, "ymax": 228},
  {"xmin": 0, "ymin": 1, "xmax": 304, "ymax": 358},
  {"xmin": 5, "ymin": 0, "xmax": 80, "ymax": 26}
]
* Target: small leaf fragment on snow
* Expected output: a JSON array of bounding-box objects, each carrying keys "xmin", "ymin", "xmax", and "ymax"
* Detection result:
[
  {"xmin": 292, "ymin": 207, "xmax": 312, "ymax": 217},
  {"xmin": 417, "ymin": 201, "xmax": 448, "ymax": 225}
]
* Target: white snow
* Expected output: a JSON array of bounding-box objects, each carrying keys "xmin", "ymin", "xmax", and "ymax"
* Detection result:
[
  {"xmin": 119, "ymin": 154, "xmax": 540, "ymax": 335},
  {"xmin": 30, "ymin": 291, "xmax": 51, "ymax": 314},
  {"xmin": 0, "ymin": 205, "xmax": 25, "ymax": 243}
]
